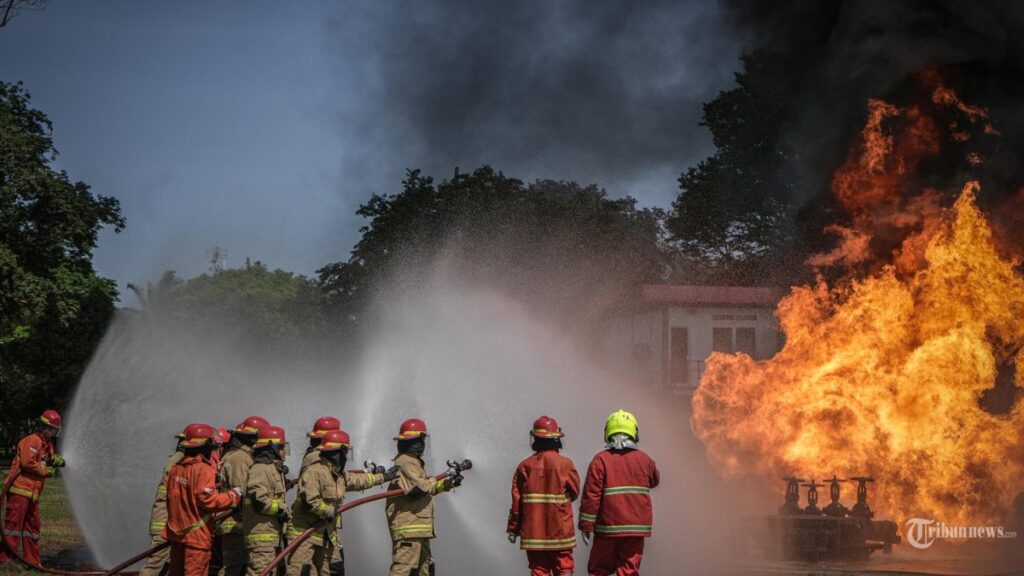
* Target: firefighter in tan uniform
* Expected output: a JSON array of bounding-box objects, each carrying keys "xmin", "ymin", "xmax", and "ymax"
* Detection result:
[
  {"xmin": 218, "ymin": 416, "xmax": 268, "ymax": 576},
  {"xmin": 386, "ymin": 419, "xmax": 460, "ymax": 576},
  {"xmin": 287, "ymin": 429, "xmax": 395, "ymax": 576},
  {"xmin": 138, "ymin": 424, "xmax": 196, "ymax": 576},
  {"xmin": 298, "ymin": 417, "xmax": 343, "ymax": 575},
  {"xmin": 243, "ymin": 426, "xmax": 290, "ymax": 576}
]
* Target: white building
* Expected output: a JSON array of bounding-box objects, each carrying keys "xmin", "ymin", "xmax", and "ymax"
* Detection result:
[{"xmin": 601, "ymin": 285, "xmax": 786, "ymax": 394}]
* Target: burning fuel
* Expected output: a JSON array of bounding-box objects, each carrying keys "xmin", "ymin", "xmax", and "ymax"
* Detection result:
[{"xmin": 691, "ymin": 80, "xmax": 1024, "ymax": 528}]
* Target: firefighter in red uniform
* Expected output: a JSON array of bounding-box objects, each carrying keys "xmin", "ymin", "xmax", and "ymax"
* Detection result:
[
  {"xmin": 166, "ymin": 424, "xmax": 243, "ymax": 576},
  {"xmin": 1, "ymin": 409, "xmax": 65, "ymax": 566},
  {"xmin": 578, "ymin": 410, "xmax": 659, "ymax": 576},
  {"xmin": 507, "ymin": 416, "xmax": 580, "ymax": 576}
]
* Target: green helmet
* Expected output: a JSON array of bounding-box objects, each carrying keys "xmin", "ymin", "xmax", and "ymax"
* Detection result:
[{"xmin": 604, "ymin": 409, "xmax": 639, "ymax": 442}]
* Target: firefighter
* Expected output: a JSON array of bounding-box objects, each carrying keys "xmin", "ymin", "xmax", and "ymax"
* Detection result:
[
  {"xmin": 139, "ymin": 423, "xmax": 200, "ymax": 576},
  {"xmin": 243, "ymin": 425, "xmax": 290, "ymax": 576},
  {"xmin": 300, "ymin": 416, "xmax": 342, "ymax": 576},
  {"xmin": 1, "ymin": 409, "xmax": 65, "ymax": 566},
  {"xmin": 302, "ymin": 417, "xmax": 341, "ymax": 474},
  {"xmin": 578, "ymin": 410, "xmax": 660, "ymax": 576},
  {"xmin": 166, "ymin": 424, "xmax": 243, "ymax": 576},
  {"xmin": 386, "ymin": 418, "xmax": 460, "ymax": 576},
  {"xmin": 287, "ymin": 429, "xmax": 395, "ymax": 576},
  {"xmin": 218, "ymin": 416, "xmax": 269, "ymax": 576},
  {"xmin": 507, "ymin": 416, "xmax": 580, "ymax": 576}
]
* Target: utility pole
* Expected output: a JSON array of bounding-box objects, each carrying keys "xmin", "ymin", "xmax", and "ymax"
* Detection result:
[{"xmin": 207, "ymin": 246, "xmax": 227, "ymax": 274}]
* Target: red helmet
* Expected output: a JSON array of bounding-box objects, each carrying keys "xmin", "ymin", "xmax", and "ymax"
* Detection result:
[
  {"xmin": 214, "ymin": 428, "xmax": 232, "ymax": 445},
  {"xmin": 180, "ymin": 423, "xmax": 216, "ymax": 448},
  {"xmin": 41, "ymin": 410, "xmax": 62, "ymax": 430},
  {"xmin": 254, "ymin": 426, "xmax": 287, "ymax": 449},
  {"xmin": 234, "ymin": 415, "xmax": 269, "ymax": 436},
  {"xmin": 307, "ymin": 416, "xmax": 341, "ymax": 439},
  {"xmin": 531, "ymin": 415, "xmax": 564, "ymax": 439},
  {"xmin": 319, "ymin": 429, "xmax": 352, "ymax": 452},
  {"xmin": 176, "ymin": 422, "xmax": 204, "ymax": 440},
  {"xmin": 394, "ymin": 418, "xmax": 428, "ymax": 441}
]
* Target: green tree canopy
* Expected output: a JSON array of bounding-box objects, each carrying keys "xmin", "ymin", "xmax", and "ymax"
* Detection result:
[
  {"xmin": 319, "ymin": 166, "xmax": 668, "ymax": 327},
  {"xmin": 667, "ymin": 51, "xmax": 803, "ymax": 285},
  {"xmin": 0, "ymin": 81, "xmax": 124, "ymax": 442}
]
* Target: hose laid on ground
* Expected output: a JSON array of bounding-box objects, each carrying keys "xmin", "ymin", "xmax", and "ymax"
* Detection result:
[
  {"xmin": 256, "ymin": 460, "xmax": 473, "ymax": 576},
  {"xmin": 1, "ymin": 469, "xmax": 123, "ymax": 576}
]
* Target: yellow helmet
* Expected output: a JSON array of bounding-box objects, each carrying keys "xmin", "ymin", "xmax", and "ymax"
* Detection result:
[{"xmin": 604, "ymin": 409, "xmax": 639, "ymax": 442}]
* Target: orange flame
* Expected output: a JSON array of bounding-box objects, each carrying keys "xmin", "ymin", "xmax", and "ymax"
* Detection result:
[{"xmin": 691, "ymin": 83, "xmax": 1024, "ymax": 525}]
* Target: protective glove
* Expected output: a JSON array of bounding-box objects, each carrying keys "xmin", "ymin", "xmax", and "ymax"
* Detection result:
[
  {"xmin": 277, "ymin": 506, "xmax": 292, "ymax": 523},
  {"xmin": 382, "ymin": 466, "xmax": 399, "ymax": 482},
  {"xmin": 46, "ymin": 467, "xmax": 57, "ymax": 478},
  {"xmin": 285, "ymin": 478, "xmax": 297, "ymax": 491},
  {"xmin": 507, "ymin": 532, "xmax": 518, "ymax": 544},
  {"xmin": 50, "ymin": 454, "xmax": 66, "ymax": 468},
  {"xmin": 281, "ymin": 464, "xmax": 290, "ymax": 476},
  {"xmin": 581, "ymin": 531, "xmax": 592, "ymax": 546},
  {"xmin": 230, "ymin": 487, "xmax": 244, "ymax": 503},
  {"xmin": 321, "ymin": 506, "xmax": 337, "ymax": 520}
]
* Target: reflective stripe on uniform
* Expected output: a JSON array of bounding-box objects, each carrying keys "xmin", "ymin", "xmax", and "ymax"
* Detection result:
[
  {"xmin": 594, "ymin": 524, "xmax": 652, "ymax": 534},
  {"xmin": 246, "ymin": 497, "xmax": 285, "ymax": 516},
  {"xmin": 245, "ymin": 532, "xmax": 281, "ymax": 544},
  {"xmin": 521, "ymin": 493, "xmax": 569, "ymax": 504},
  {"xmin": 287, "ymin": 526, "xmax": 326, "ymax": 547},
  {"xmin": 9, "ymin": 486, "xmax": 39, "ymax": 501},
  {"xmin": 150, "ymin": 521, "xmax": 167, "ymax": 533},
  {"xmin": 3, "ymin": 529, "xmax": 40, "ymax": 540},
  {"xmin": 390, "ymin": 524, "xmax": 434, "ymax": 537},
  {"xmin": 601, "ymin": 486, "xmax": 650, "ymax": 496},
  {"xmin": 315, "ymin": 501, "xmax": 333, "ymax": 517},
  {"xmin": 219, "ymin": 517, "xmax": 241, "ymax": 533},
  {"xmin": 156, "ymin": 484, "xmax": 167, "ymax": 497},
  {"xmin": 170, "ymin": 514, "xmax": 211, "ymax": 536},
  {"xmin": 520, "ymin": 536, "xmax": 576, "ymax": 549},
  {"xmin": 579, "ymin": 512, "xmax": 597, "ymax": 522}
]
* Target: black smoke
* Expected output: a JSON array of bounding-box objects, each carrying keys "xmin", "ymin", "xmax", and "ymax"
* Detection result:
[
  {"xmin": 323, "ymin": 1, "xmax": 741, "ymax": 206},
  {"xmin": 722, "ymin": 0, "xmax": 1024, "ymax": 258}
]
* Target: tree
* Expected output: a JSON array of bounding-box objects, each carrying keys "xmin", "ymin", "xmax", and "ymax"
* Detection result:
[
  {"xmin": 0, "ymin": 0, "xmax": 46, "ymax": 29},
  {"xmin": 0, "ymin": 81, "xmax": 123, "ymax": 444},
  {"xmin": 667, "ymin": 51, "xmax": 804, "ymax": 286},
  {"xmin": 318, "ymin": 166, "xmax": 667, "ymax": 327}
]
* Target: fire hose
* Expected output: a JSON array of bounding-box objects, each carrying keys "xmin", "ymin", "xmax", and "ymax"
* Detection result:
[{"xmin": 256, "ymin": 459, "xmax": 473, "ymax": 576}]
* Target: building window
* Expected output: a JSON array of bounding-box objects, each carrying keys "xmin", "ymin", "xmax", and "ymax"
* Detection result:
[
  {"xmin": 712, "ymin": 327, "xmax": 734, "ymax": 353},
  {"xmin": 669, "ymin": 327, "xmax": 689, "ymax": 385},
  {"xmin": 736, "ymin": 327, "xmax": 756, "ymax": 356},
  {"xmin": 712, "ymin": 327, "xmax": 757, "ymax": 357}
]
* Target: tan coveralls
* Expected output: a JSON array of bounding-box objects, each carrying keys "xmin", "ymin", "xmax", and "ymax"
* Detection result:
[
  {"xmin": 243, "ymin": 460, "xmax": 288, "ymax": 576},
  {"xmin": 138, "ymin": 450, "xmax": 183, "ymax": 576},
  {"xmin": 218, "ymin": 444, "xmax": 254, "ymax": 576},
  {"xmin": 300, "ymin": 448, "xmax": 345, "ymax": 572},
  {"xmin": 386, "ymin": 453, "xmax": 448, "ymax": 576},
  {"xmin": 286, "ymin": 457, "xmax": 382, "ymax": 576}
]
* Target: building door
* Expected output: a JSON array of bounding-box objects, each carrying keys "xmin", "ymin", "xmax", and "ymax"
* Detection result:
[{"xmin": 669, "ymin": 327, "xmax": 689, "ymax": 386}]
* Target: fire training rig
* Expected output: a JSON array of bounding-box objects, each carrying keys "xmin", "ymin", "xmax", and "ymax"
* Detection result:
[{"xmin": 767, "ymin": 475, "xmax": 901, "ymax": 562}]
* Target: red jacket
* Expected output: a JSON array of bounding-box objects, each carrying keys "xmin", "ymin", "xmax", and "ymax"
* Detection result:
[
  {"xmin": 6, "ymin": 432, "xmax": 54, "ymax": 501},
  {"xmin": 507, "ymin": 450, "xmax": 580, "ymax": 550},
  {"xmin": 165, "ymin": 454, "xmax": 240, "ymax": 549},
  {"xmin": 578, "ymin": 448, "xmax": 659, "ymax": 538}
]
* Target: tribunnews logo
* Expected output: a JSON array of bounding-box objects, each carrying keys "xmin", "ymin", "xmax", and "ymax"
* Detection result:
[{"xmin": 905, "ymin": 518, "xmax": 1018, "ymax": 549}]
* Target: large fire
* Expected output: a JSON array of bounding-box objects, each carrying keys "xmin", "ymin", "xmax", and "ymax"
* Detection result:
[{"xmin": 691, "ymin": 79, "xmax": 1024, "ymax": 526}]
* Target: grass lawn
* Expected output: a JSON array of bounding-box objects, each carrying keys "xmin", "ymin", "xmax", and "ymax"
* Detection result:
[{"xmin": 0, "ymin": 473, "xmax": 90, "ymax": 576}]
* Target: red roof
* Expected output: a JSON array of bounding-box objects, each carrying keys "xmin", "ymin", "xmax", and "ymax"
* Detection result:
[{"xmin": 638, "ymin": 284, "xmax": 785, "ymax": 307}]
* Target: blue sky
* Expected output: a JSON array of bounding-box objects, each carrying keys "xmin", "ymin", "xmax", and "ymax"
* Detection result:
[{"xmin": 0, "ymin": 1, "xmax": 742, "ymax": 295}]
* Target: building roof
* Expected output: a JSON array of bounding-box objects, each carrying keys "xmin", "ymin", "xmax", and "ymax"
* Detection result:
[{"xmin": 638, "ymin": 284, "xmax": 786, "ymax": 307}]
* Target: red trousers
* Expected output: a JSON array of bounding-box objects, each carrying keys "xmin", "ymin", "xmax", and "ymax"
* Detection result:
[
  {"xmin": 526, "ymin": 549, "xmax": 574, "ymax": 575},
  {"xmin": 168, "ymin": 542, "xmax": 211, "ymax": 576},
  {"xmin": 587, "ymin": 536, "xmax": 644, "ymax": 576},
  {"xmin": 1, "ymin": 493, "xmax": 41, "ymax": 565}
]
